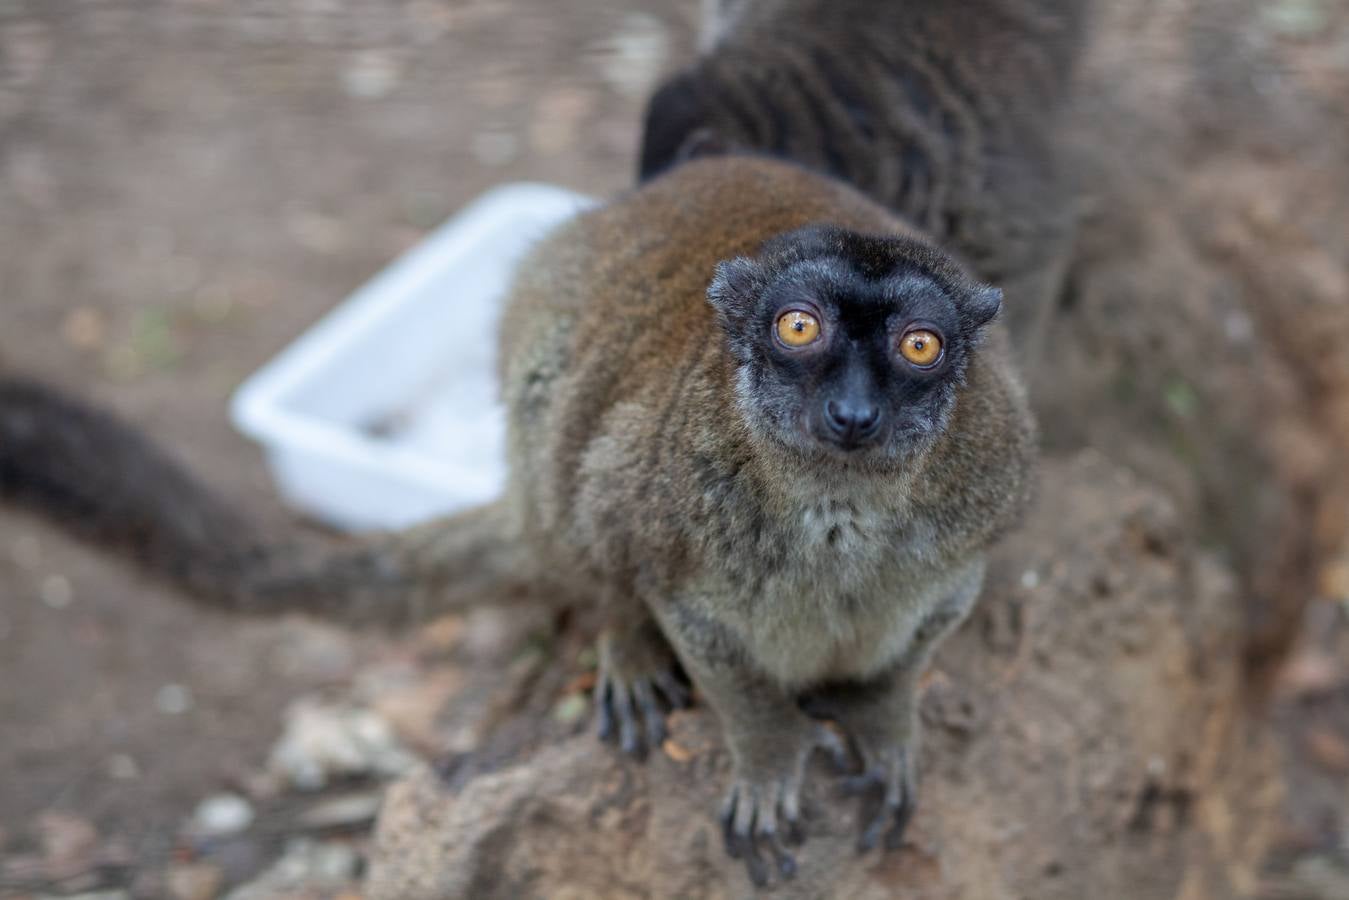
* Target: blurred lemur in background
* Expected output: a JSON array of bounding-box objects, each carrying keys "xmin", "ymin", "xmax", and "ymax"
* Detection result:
[
  {"xmin": 646, "ymin": 0, "xmax": 1086, "ymax": 367},
  {"xmin": 0, "ymin": 0, "xmax": 1087, "ymax": 887}
]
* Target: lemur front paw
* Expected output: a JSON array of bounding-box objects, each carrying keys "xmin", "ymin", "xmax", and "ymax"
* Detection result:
[
  {"xmin": 593, "ymin": 623, "xmax": 691, "ymax": 759},
  {"xmin": 839, "ymin": 738, "xmax": 918, "ymax": 853},
  {"xmin": 800, "ymin": 684, "xmax": 923, "ymax": 852},
  {"xmin": 720, "ymin": 724, "xmax": 847, "ymax": 886}
]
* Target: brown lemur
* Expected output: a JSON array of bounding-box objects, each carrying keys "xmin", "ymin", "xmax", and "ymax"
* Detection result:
[{"xmin": 1, "ymin": 157, "xmax": 1034, "ymax": 884}]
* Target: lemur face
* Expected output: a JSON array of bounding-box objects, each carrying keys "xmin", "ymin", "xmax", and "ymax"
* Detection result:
[{"xmin": 707, "ymin": 224, "xmax": 1002, "ymax": 465}]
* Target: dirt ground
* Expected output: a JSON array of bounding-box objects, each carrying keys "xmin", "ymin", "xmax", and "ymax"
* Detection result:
[
  {"xmin": 2, "ymin": 1, "xmax": 1349, "ymax": 898},
  {"xmin": 0, "ymin": 0, "xmax": 695, "ymax": 893}
]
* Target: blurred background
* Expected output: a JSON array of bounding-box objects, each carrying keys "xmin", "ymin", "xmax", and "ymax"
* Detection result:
[
  {"xmin": 0, "ymin": 2, "xmax": 696, "ymax": 895},
  {"xmin": 2, "ymin": 1, "xmax": 1349, "ymax": 898}
]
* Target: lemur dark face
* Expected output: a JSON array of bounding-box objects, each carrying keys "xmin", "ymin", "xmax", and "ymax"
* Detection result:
[{"xmin": 707, "ymin": 225, "xmax": 1002, "ymax": 464}]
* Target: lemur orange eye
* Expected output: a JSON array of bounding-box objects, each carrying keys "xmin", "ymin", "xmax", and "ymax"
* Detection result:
[
  {"xmin": 899, "ymin": 329, "xmax": 943, "ymax": 367},
  {"xmin": 776, "ymin": 310, "xmax": 821, "ymax": 347}
]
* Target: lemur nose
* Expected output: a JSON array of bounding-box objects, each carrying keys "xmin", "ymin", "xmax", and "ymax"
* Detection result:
[{"xmin": 824, "ymin": 399, "xmax": 882, "ymax": 443}]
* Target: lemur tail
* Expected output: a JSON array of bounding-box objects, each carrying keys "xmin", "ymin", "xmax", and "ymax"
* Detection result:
[{"xmin": 0, "ymin": 376, "xmax": 537, "ymax": 627}]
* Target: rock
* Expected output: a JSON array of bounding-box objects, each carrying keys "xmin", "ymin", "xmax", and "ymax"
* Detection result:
[
  {"xmin": 550, "ymin": 692, "xmax": 588, "ymax": 725},
  {"xmin": 59, "ymin": 306, "xmax": 107, "ymax": 351},
  {"xmin": 268, "ymin": 699, "xmax": 419, "ymax": 791},
  {"xmin": 297, "ymin": 792, "xmax": 385, "ymax": 831},
  {"xmin": 366, "ymin": 454, "xmax": 1279, "ymax": 900},
  {"xmin": 4, "ymin": 813, "xmax": 132, "ymax": 889},
  {"xmin": 469, "ymin": 131, "xmax": 519, "ymax": 168},
  {"xmin": 359, "ymin": 662, "xmax": 464, "ymax": 756},
  {"xmin": 105, "ymin": 753, "xmax": 140, "ymax": 781},
  {"xmin": 1276, "ymin": 650, "xmax": 1345, "ymax": 699},
  {"xmin": 341, "ymin": 49, "xmax": 402, "ymax": 100},
  {"xmin": 270, "ymin": 621, "xmax": 358, "ymax": 681},
  {"xmin": 189, "ymin": 793, "xmax": 255, "ymax": 839},
  {"xmin": 1262, "ymin": 853, "xmax": 1349, "ymax": 900},
  {"xmin": 9, "ymin": 532, "xmax": 41, "ymax": 569},
  {"xmin": 1304, "ymin": 727, "xmax": 1349, "ymax": 774},
  {"xmin": 35, "ymin": 811, "xmax": 99, "ymax": 871},
  {"xmin": 1261, "ymin": 0, "xmax": 1332, "ymax": 37},
  {"xmin": 592, "ymin": 12, "xmax": 670, "ymax": 100},
  {"xmin": 222, "ymin": 839, "xmax": 362, "ymax": 900},
  {"xmin": 197, "ymin": 836, "xmax": 268, "ymax": 888},
  {"xmin": 165, "ymin": 861, "xmax": 225, "ymax": 900},
  {"xmin": 155, "ymin": 683, "xmax": 195, "ymax": 716},
  {"xmin": 38, "ymin": 573, "xmax": 73, "ymax": 608}
]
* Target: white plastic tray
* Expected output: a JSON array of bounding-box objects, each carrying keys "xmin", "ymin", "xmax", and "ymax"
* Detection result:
[{"xmin": 231, "ymin": 183, "xmax": 596, "ymax": 533}]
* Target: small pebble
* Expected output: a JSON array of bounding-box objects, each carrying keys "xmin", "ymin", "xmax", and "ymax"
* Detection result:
[
  {"xmin": 1262, "ymin": 0, "xmax": 1331, "ymax": 37},
  {"xmin": 1321, "ymin": 559, "xmax": 1349, "ymax": 602},
  {"xmin": 662, "ymin": 739, "xmax": 694, "ymax": 763},
  {"xmin": 1304, "ymin": 726, "xmax": 1349, "ymax": 773},
  {"xmin": 36, "ymin": 811, "xmax": 99, "ymax": 867},
  {"xmin": 39, "ymin": 574, "xmax": 74, "ymax": 609},
  {"xmin": 107, "ymin": 754, "xmax": 140, "ymax": 781},
  {"xmin": 470, "ymin": 130, "xmax": 519, "ymax": 167},
  {"xmin": 11, "ymin": 534, "xmax": 41, "ymax": 569},
  {"xmin": 190, "ymin": 793, "xmax": 255, "ymax": 839},
  {"xmin": 221, "ymin": 839, "xmax": 360, "ymax": 900},
  {"xmin": 165, "ymin": 861, "xmax": 225, "ymax": 900},
  {"xmin": 552, "ymin": 693, "xmax": 588, "ymax": 724},
  {"xmin": 594, "ymin": 12, "xmax": 671, "ymax": 100},
  {"xmin": 1223, "ymin": 310, "xmax": 1255, "ymax": 345},
  {"xmin": 1020, "ymin": 569, "xmax": 1040, "ymax": 590},
  {"xmin": 268, "ymin": 699, "xmax": 418, "ymax": 791},
  {"xmin": 60, "ymin": 307, "xmax": 107, "ymax": 350},
  {"xmin": 297, "ymin": 792, "xmax": 383, "ymax": 830},
  {"xmin": 306, "ymin": 841, "xmax": 361, "ymax": 882},
  {"xmin": 342, "ymin": 49, "xmax": 401, "ymax": 99},
  {"xmin": 156, "ymin": 684, "xmax": 195, "ymax": 716}
]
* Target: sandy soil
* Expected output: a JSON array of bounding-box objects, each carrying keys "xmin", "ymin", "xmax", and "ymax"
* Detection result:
[{"xmin": 0, "ymin": 0, "xmax": 694, "ymax": 889}]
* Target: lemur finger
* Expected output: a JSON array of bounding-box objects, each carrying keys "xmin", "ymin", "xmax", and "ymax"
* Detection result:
[
  {"xmin": 857, "ymin": 806, "xmax": 887, "ymax": 854},
  {"xmin": 883, "ymin": 749, "xmax": 916, "ymax": 850},
  {"xmin": 653, "ymin": 671, "xmax": 691, "ymax": 709},
  {"xmin": 763, "ymin": 829, "xmax": 797, "ymax": 879},
  {"xmin": 840, "ymin": 771, "xmax": 882, "ymax": 796},
  {"xmin": 814, "ymin": 724, "xmax": 854, "ymax": 773},
  {"xmin": 720, "ymin": 788, "xmax": 744, "ymax": 858},
  {"xmin": 885, "ymin": 794, "xmax": 915, "ymax": 851},
  {"xmin": 632, "ymin": 679, "xmax": 667, "ymax": 750},
  {"xmin": 744, "ymin": 844, "xmax": 770, "ymax": 887},
  {"xmin": 610, "ymin": 681, "xmax": 642, "ymax": 757},
  {"xmin": 732, "ymin": 786, "xmax": 774, "ymax": 885},
  {"xmin": 780, "ymin": 782, "xmax": 804, "ymax": 845},
  {"xmin": 846, "ymin": 771, "xmax": 888, "ymax": 853},
  {"xmin": 593, "ymin": 679, "xmax": 615, "ymax": 741}
]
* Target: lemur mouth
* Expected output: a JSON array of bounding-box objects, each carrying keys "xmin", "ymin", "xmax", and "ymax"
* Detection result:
[
  {"xmin": 819, "ymin": 433, "xmax": 881, "ymax": 453},
  {"xmin": 808, "ymin": 422, "xmax": 888, "ymax": 455}
]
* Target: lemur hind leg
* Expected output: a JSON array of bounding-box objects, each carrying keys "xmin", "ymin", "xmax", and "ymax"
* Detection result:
[
  {"xmin": 803, "ymin": 562, "xmax": 986, "ymax": 853},
  {"xmin": 593, "ymin": 604, "xmax": 691, "ymax": 759}
]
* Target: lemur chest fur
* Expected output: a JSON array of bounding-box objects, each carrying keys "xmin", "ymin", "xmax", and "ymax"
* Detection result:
[{"xmin": 677, "ymin": 489, "xmax": 961, "ymax": 689}]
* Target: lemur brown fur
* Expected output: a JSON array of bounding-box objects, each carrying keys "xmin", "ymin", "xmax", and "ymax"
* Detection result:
[{"xmin": 2, "ymin": 158, "xmax": 1034, "ymax": 883}]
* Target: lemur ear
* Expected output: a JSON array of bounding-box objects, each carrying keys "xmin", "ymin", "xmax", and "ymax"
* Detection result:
[
  {"xmin": 707, "ymin": 258, "xmax": 763, "ymax": 359},
  {"xmin": 963, "ymin": 284, "xmax": 1003, "ymax": 329},
  {"xmin": 640, "ymin": 70, "xmax": 729, "ymax": 181},
  {"xmin": 707, "ymin": 257, "xmax": 759, "ymax": 322}
]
